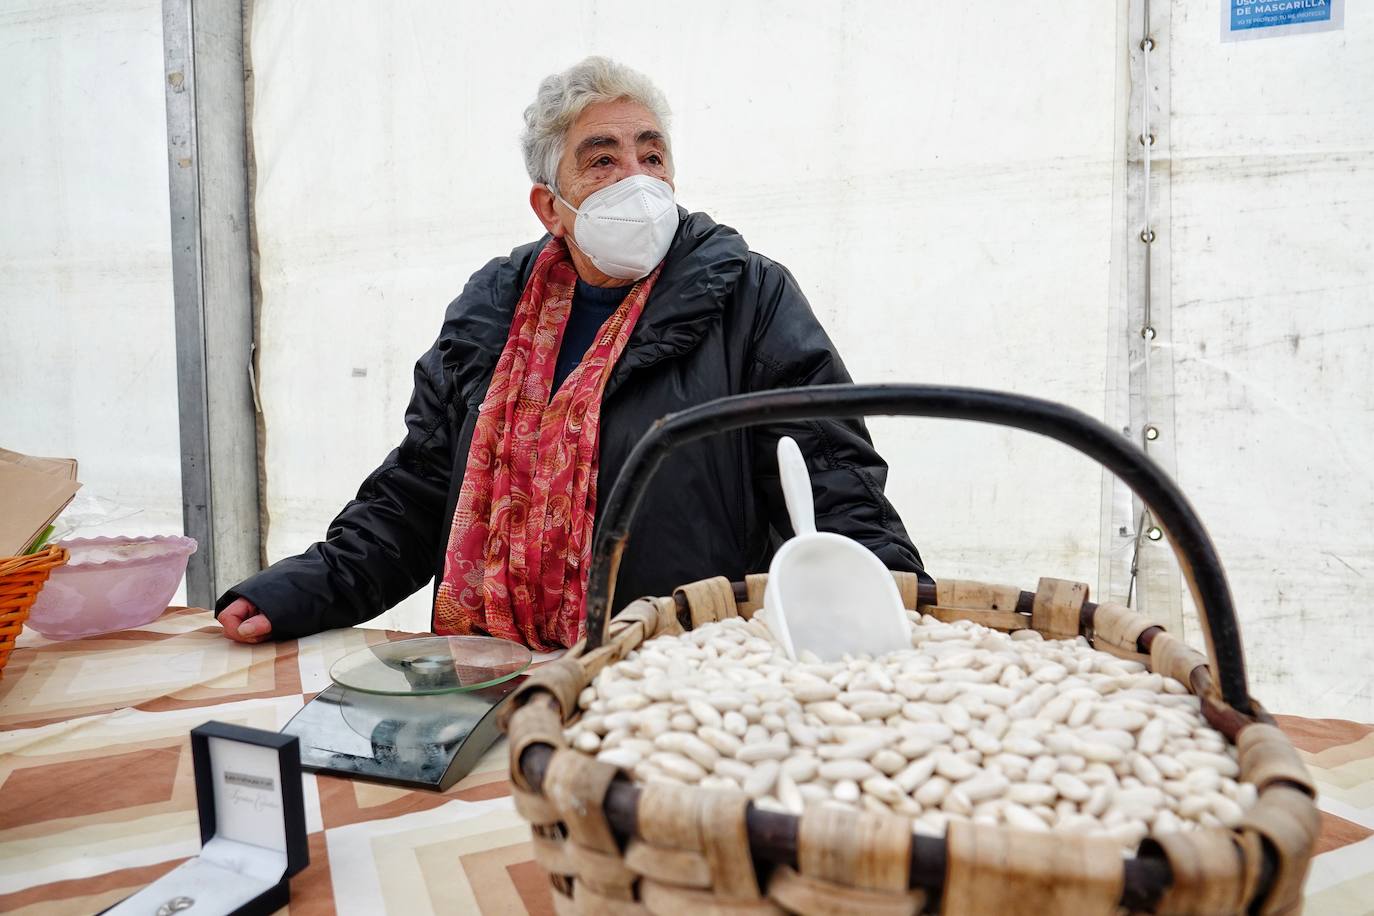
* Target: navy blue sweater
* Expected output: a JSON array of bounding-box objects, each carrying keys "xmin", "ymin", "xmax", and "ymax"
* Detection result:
[{"xmin": 552, "ymin": 280, "xmax": 632, "ymax": 392}]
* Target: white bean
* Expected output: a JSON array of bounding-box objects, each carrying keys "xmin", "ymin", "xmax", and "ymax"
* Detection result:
[
  {"xmin": 1083, "ymin": 783, "xmax": 1113, "ymax": 818},
  {"xmin": 1153, "ymin": 753, "xmax": 1186, "ymax": 781},
  {"xmin": 1008, "ymin": 782, "xmax": 1057, "ymax": 806},
  {"xmin": 958, "ymin": 772, "xmax": 1010, "ymax": 803},
  {"xmin": 894, "ymin": 755, "xmax": 939, "ymax": 793},
  {"xmin": 930, "ymin": 753, "xmax": 974, "ymax": 781},
  {"xmin": 941, "ymin": 703, "xmax": 972, "ymax": 733},
  {"xmin": 743, "ymin": 760, "xmax": 781, "ymax": 798},
  {"xmin": 818, "ymin": 736, "xmax": 888, "ymax": 761},
  {"xmin": 942, "ymin": 788, "xmax": 973, "ymax": 816},
  {"xmin": 655, "ymin": 733, "xmax": 720, "ymax": 769},
  {"xmin": 1002, "ymin": 735, "xmax": 1045, "ymax": 757},
  {"xmin": 1130, "ymin": 753, "xmax": 1162, "ymax": 786},
  {"xmin": 1210, "ymin": 794, "xmax": 1245, "ymax": 827},
  {"xmin": 777, "ymin": 772, "xmax": 804, "ymax": 813},
  {"xmin": 688, "ymin": 699, "xmax": 723, "ymax": 730},
  {"xmin": 1177, "ymin": 750, "xmax": 1240, "ymax": 778},
  {"xmin": 862, "ymin": 775, "xmax": 906, "ymax": 804},
  {"xmin": 1093, "ymin": 708, "xmax": 1148, "ymax": 732},
  {"xmin": 782, "ymin": 755, "xmax": 819, "ymax": 783},
  {"xmin": 707, "ymin": 692, "xmax": 749, "ymax": 712},
  {"xmin": 915, "ymin": 776, "xmax": 951, "ymax": 807},
  {"xmin": 787, "ymin": 721, "xmax": 821, "ymax": 748},
  {"xmin": 1003, "ymin": 803, "xmax": 1050, "ymax": 832},
  {"xmin": 1026, "ymin": 755, "xmax": 1058, "ymax": 784},
  {"xmin": 1079, "ymin": 741, "xmax": 1125, "ymax": 764},
  {"xmin": 905, "ymin": 721, "xmax": 955, "ymax": 744},
  {"xmin": 872, "ymin": 749, "xmax": 907, "ymax": 776},
  {"xmin": 699, "ymin": 727, "xmax": 743, "ymax": 757},
  {"xmin": 607, "ymin": 693, "xmax": 650, "ymax": 712},
  {"xmin": 833, "ymin": 779, "xmax": 861, "ymax": 803},
  {"xmin": 1052, "ymin": 772, "xmax": 1092, "ymax": 802},
  {"xmin": 714, "ymin": 758, "xmax": 753, "ymax": 783},
  {"xmin": 968, "ymin": 729, "xmax": 1001, "ymax": 756},
  {"xmin": 652, "ymin": 752, "xmax": 707, "ymax": 782},
  {"xmin": 1137, "ymin": 718, "xmax": 1166, "ymax": 755},
  {"xmin": 738, "ymin": 742, "xmax": 790, "ymax": 763},
  {"xmin": 812, "ymin": 702, "xmax": 862, "ymax": 725},
  {"xmin": 819, "ymin": 759, "xmax": 880, "ymax": 782},
  {"xmin": 597, "ymin": 747, "xmax": 642, "ymax": 770}
]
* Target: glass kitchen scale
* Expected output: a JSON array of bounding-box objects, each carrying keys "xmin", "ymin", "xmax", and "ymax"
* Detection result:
[{"xmin": 281, "ymin": 636, "xmax": 532, "ymax": 791}]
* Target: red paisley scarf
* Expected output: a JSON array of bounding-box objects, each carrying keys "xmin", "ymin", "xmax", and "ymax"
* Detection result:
[{"xmin": 433, "ymin": 238, "xmax": 661, "ymax": 649}]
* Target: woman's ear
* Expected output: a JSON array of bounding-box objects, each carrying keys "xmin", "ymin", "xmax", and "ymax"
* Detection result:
[{"xmin": 529, "ymin": 185, "xmax": 567, "ymax": 238}]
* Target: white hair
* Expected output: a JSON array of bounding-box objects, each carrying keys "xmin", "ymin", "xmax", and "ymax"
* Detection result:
[{"xmin": 521, "ymin": 56, "xmax": 673, "ymax": 192}]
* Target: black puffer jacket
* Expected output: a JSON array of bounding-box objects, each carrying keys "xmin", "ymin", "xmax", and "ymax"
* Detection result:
[{"xmin": 218, "ymin": 211, "xmax": 926, "ymax": 640}]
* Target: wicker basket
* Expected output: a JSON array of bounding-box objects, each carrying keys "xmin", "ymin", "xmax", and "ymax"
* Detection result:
[
  {"xmin": 501, "ymin": 385, "xmax": 1320, "ymax": 915},
  {"xmin": 0, "ymin": 544, "xmax": 68, "ymax": 675}
]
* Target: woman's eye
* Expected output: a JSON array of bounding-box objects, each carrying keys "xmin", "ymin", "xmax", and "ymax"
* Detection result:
[
  {"xmin": 594, "ymin": 156, "xmax": 613, "ymax": 167},
  {"xmin": 646, "ymin": 154, "xmax": 663, "ymax": 166}
]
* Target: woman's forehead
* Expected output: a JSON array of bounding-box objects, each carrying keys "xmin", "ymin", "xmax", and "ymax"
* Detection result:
[{"xmin": 567, "ymin": 100, "xmax": 664, "ymax": 148}]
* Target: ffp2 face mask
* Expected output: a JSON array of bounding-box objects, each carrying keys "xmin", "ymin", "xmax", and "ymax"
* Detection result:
[{"xmin": 550, "ymin": 175, "xmax": 679, "ymax": 281}]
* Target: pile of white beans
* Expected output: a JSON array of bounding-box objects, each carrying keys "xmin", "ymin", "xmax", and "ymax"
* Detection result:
[{"xmin": 566, "ymin": 612, "xmax": 1256, "ymax": 850}]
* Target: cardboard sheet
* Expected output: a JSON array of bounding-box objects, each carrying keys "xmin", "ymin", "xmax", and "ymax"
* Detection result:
[{"xmin": 0, "ymin": 448, "xmax": 80, "ymax": 556}]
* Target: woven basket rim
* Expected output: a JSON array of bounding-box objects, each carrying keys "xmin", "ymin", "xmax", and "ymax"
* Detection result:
[{"xmin": 0, "ymin": 543, "xmax": 69, "ymax": 577}]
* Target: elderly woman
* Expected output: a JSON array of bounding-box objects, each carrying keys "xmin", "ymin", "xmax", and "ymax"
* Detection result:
[{"xmin": 217, "ymin": 57, "xmax": 925, "ymax": 649}]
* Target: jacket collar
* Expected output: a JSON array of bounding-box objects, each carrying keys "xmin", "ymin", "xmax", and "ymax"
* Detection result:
[
  {"xmin": 439, "ymin": 209, "xmax": 749, "ymax": 407},
  {"xmin": 605, "ymin": 209, "xmax": 748, "ymax": 396}
]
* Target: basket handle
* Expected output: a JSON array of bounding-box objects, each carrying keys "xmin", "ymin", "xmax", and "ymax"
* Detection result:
[{"xmin": 584, "ymin": 384, "xmax": 1251, "ymax": 715}]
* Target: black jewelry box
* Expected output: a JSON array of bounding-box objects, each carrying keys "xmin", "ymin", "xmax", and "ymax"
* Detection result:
[{"xmin": 102, "ymin": 722, "xmax": 309, "ymax": 916}]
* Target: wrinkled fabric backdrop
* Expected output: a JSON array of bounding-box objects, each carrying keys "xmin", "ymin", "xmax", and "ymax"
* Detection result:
[{"xmin": 3, "ymin": 0, "xmax": 1371, "ymax": 720}]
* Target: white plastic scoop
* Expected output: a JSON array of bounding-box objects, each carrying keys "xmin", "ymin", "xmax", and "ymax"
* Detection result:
[{"xmin": 758, "ymin": 437, "xmax": 912, "ymax": 662}]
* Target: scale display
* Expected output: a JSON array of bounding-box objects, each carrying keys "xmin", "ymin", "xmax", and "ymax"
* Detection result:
[{"xmin": 282, "ymin": 636, "xmax": 532, "ymax": 791}]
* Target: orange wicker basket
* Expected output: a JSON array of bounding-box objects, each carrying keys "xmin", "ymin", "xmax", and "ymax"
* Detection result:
[
  {"xmin": 0, "ymin": 544, "xmax": 68, "ymax": 675},
  {"xmin": 501, "ymin": 384, "xmax": 1320, "ymax": 915}
]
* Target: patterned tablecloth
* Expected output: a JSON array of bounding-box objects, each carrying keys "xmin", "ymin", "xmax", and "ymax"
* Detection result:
[{"xmin": 0, "ymin": 608, "xmax": 1370, "ymax": 915}]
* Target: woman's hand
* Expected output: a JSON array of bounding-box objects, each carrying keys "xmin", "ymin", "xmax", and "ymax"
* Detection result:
[{"xmin": 218, "ymin": 597, "xmax": 273, "ymax": 643}]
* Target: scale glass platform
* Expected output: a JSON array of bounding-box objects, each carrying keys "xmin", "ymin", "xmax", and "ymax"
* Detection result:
[{"xmin": 282, "ymin": 635, "xmax": 532, "ymax": 791}]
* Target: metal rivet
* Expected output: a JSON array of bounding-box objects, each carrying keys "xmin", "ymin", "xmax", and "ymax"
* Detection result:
[
  {"xmin": 1146, "ymin": 526, "xmax": 1163, "ymax": 541},
  {"xmin": 1139, "ymin": 133, "xmax": 1155, "ymax": 146},
  {"xmin": 1140, "ymin": 227, "xmax": 1156, "ymax": 244},
  {"xmin": 1141, "ymin": 326, "xmax": 1157, "ymax": 340},
  {"xmin": 1144, "ymin": 425, "xmax": 1160, "ymax": 441},
  {"xmin": 1140, "ymin": 36, "xmax": 1155, "ymax": 52}
]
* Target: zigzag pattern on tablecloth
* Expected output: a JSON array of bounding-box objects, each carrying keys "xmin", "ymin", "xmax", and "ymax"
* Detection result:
[{"xmin": 1276, "ymin": 715, "xmax": 1374, "ymax": 915}]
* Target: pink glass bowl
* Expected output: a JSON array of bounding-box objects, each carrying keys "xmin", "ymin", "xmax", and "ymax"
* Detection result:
[{"xmin": 27, "ymin": 535, "xmax": 198, "ymax": 639}]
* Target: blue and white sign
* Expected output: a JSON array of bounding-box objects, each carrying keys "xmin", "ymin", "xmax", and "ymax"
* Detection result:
[{"xmin": 1223, "ymin": 0, "xmax": 1344, "ymax": 41}]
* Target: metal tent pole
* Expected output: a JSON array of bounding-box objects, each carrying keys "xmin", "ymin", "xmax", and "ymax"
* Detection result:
[{"xmin": 162, "ymin": 0, "xmax": 261, "ymax": 608}]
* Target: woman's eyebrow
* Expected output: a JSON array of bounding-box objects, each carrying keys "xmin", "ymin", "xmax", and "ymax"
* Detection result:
[{"xmin": 574, "ymin": 135, "xmax": 621, "ymax": 159}]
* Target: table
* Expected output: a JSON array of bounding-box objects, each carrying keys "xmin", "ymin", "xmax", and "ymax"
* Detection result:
[{"xmin": 1, "ymin": 609, "xmax": 1370, "ymax": 915}]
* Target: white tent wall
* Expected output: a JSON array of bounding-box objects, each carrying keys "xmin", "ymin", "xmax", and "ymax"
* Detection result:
[
  {"xmin": 1167, "ymin": 4, "xmax": 1374, "ymax": 719},
  {"xmin": 247, "ymin": 1, "xmax": 1119, "ymax": 640},
  {"xmin": 0, "ymin": 0, "xmax": 183, "ymax": 548}
]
